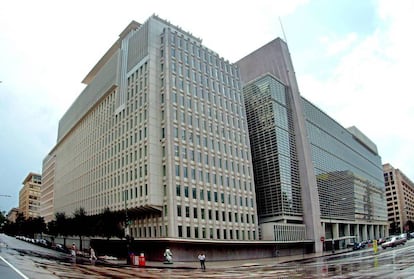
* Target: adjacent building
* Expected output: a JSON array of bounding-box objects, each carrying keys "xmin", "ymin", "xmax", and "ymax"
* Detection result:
[
  {"xmin": 40, "ymin": 154, "xmax": 56, "ymax": 223},
  {"xmin": 237, "ymin": 38, "xmax": 387, "ymax": 252},
  {"xmin": 383, "ymin": 163, "xmax": 414, "ymax": 234},
  {"xmin": 19, "ymin": 172, "xmax": 41, "ymax": 219}
]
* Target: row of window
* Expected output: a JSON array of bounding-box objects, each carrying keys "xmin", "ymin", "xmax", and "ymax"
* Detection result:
[
  {"xmin": 176, "ymin": 205, "xmax": 255, "ymax": 223},
  {"xmin": 127, "ymin": 222, "xmax": 255, "ymax": 240},
  {"xmin": 165, "ymin": 31, "xmax": 238, "ymax": 77},
  {"xmin": 177, "ymin": 225, "xmax": 255, "ymax": 241},
  {"xmin": 176, "ymin": 185, "xmax": 254, "ymax": 207}
]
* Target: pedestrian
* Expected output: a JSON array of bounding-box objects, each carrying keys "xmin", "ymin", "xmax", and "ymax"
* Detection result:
[
  {"xmin": 164, "ymin": 248, "xmax": 173, "ymax": 263},
  {"xmin": 198, "ymin": 252, "xmax": 206, "ymax": 270},
  {"xmin": 90, "ymin": 246, "xmax": 97, "ymax": 262},
  {"xmin": 71, "ymin": 243, "xmax": 77, "ymax": 257}
]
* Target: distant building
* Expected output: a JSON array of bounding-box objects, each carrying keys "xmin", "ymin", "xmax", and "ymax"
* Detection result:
[
  {"xmin": 237, "ymin": 38, "xmax": 388, "ymax": 252},
  {"xmin": 383, "ymin": 163, "xmax": 414, "ymax": 234},
  {"xmin": 40, "ymin": 154, "xmax": 55, "ymax": 223},
  {"xmin": 19, "ymin": 173, "xmax": 41, "ymax": 219},
  {"xmin": 6, "ymin": 208, "xmax": 20, "ymax": 223}
]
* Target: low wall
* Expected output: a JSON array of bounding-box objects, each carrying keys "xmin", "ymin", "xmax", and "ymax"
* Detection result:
[
  {"xmin": 91, "ymin": 238, "xmax": 314, "ymax": 262},
  {"xmin": 38, "ymin": 234, "xmax": 314, "ymax": 262}
]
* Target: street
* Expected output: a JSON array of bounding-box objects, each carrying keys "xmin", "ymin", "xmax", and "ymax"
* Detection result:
[{"xmin": 2, "ymin": 233, "xmax": 414, "ymax": 278}]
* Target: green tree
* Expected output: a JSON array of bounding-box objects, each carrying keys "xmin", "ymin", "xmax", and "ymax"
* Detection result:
[
  {"xmin": 406, "ymin": 220, "xmax": 414, "ymax": 232},
  {"xmin": 0, "ymin": 211, "xmax": 6, "ymax": 233},
  {"xmin": 23, "ymin": 217, "xmax": 46, "ymax": 238},
  {"xmin": 55, "ymin": 212, "xmax": 68, "ymax": 246},
  {"xmin": 15, "ymin": 212, "xmax": 26, "ymax": 236},
  {"xmin": 389, "ymin": 221, "xmax": 398, "ymax": 235},
  {"xmin": 72, "ymin": 208, "xmax": 88, "ymax": 251},
  {"xmin": 0, "ymin": 211, "xmax": 6, "ymax": 224},
  {"xmin": 97, "ymin": 208, "xmax": 124, "ymax": 240}
]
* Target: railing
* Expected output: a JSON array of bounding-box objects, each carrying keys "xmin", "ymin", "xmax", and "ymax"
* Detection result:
[{"xmin": 273, "ymin": 223, "xmax": 306, "ymax": 241}]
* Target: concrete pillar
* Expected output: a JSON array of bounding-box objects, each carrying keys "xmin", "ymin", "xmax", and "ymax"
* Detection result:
[
  {"xmin": 362, "ymin": 224, "xmax": 368, "ymax": 241},
  {"xmin": 355, "ymin": 224, "xmax": 361, "ymax": 242},
  {"xmin": 344, "ymin": 224, "xmax": 350, "ymax": 245}
]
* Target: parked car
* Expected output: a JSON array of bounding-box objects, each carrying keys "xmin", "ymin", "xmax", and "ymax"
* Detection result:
[
  {"xmin": 377, "ymin": 238, "xmax": 387, "ymax": 245},
  {"xmin": 381, "ymin": 236, "xmax": 407, "ymax": 249},
  {"xmin": 54, "ymin": 243, "xmax": 70, "ymax": 254},
  {"xmin": 36, "ymin": 238, "xmax": 51, "ymax": 248},
  {"xmin": 352, "ymin": 242, "xmax": 366, "ymax": 250},
  {"xmin": 400, "ymin": 233, "xmax": 407, "ymax": 240}
]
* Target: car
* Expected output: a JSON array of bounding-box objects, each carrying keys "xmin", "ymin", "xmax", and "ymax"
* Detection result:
[
  {"xmin": 400, "ymin": 233, "xmax": 407, "ymax": 240},
  {"xmin": 381, "ymin": 236, "xmax": 407, "ymax": 249},
  {"xmin": 378, "ymin": 238, "xmax": 388, "ymax": 245},
  {"xmin": 352, "ymin": 242, "xmax": 367, "ymax": 250},
  {"xmin": 54, "ymin": 243, "xmax": 70, "ymax": 254},
  {"xmin": 36, "ymin": 239, "xmax": 51, "ymax": 248}
]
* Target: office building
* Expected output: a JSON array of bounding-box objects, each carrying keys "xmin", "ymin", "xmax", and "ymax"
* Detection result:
[
  {"xmin": 44, "ymin": 15, "xmax": 258, "ymax": 243},
  {"xmin": 42, "ymin": 15, "xmax": 389, "ymax": 258},
  {"xmin": 19, "ymin": 172, "xmax": 41, "ymax": 219},
  {"xmin": 237, "ymin": 38, "xmax": 387, "ymax": 252},
  {"xmin": 40, "ymin": 154, "xmax": 56, "ymax": 223},
  {"xmin": 383, "ymin": 163, "xmax": 414, "ymax": 234}
]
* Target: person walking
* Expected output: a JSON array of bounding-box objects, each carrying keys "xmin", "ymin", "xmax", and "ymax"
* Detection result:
[
  {"xmin": 198, "ymin": 252, "xmax": 206, "ymax": 270},
  {"xmin": 71, "ymin": 243, "xmax": 77, "ymax": 257},
  {"xmin": 90, "ymin": 246, "xmax": 97, "ymax": 263},
  {"xmin": 164, "ymin": 248, "xmax": 173, "ymax": 263}
]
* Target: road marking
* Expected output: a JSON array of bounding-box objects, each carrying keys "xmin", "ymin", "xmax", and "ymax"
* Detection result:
[{"xmin": 0, "ymin": 255, "xmax": 29, "ymax": 279}]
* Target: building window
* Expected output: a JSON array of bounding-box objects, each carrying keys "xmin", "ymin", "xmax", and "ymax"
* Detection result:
[{"xmin": 185, "ymin": 206, "xmax": 190, "ymax": 217}]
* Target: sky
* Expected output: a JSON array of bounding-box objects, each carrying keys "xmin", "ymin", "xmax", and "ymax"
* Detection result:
[{"xmin": 1, "ymin": 0, "xmax": 413, "ymax": 213}]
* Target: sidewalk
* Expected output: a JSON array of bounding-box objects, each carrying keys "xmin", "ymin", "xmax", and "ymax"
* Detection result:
[{"xmin": 103, "ymin": 249, "xmax": 352, "ymax": 270}]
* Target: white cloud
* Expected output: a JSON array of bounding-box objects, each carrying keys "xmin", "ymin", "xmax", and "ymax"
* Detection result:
[
  {"xmin": 299, "ymin": 0, "xmax": 414, "ymax": 178},
  {"xmin": 320, "ymin": 32, "xmax": 358, "ymax": 56}
]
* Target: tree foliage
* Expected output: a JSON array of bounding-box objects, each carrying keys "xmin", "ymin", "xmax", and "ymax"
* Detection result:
[
  {"xmin": 3, "ymin": 208, "xmax": 125, "ymax": 243},
  {"xmin": 2, "ymin": 213, "xmax": 46, "ymax": 237},
  {"xmin": 406, "ymin": 220, "xmax": 414, "ymax": 232}
]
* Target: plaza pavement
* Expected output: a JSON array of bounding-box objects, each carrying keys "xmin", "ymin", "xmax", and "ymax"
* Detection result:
[{"xmin": 105, "ymin": 249, "xmax": 353, "ymax": 270}]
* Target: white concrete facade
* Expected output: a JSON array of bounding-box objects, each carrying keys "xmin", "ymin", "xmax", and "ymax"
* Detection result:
[{"xmin": 45, "ymin": 15, "xmax": 258, "ymax": 241}]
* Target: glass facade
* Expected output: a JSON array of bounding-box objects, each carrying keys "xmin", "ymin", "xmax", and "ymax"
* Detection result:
[
  {"xmin": 244, "ymin": 75, "xmax": 302, "ymax": 221},
  {"xmin": 302, "ymin": 98, "xmax": 387, "ymax": 224}
]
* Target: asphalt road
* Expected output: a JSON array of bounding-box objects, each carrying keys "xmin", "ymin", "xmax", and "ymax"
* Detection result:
[
  {"xmin": 2, "ymin": 233, "xmax": 414, "ymax": 278},
  {"xmin": 0, "ymin": 254, "xmax": 28, "ymax": 279}
]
